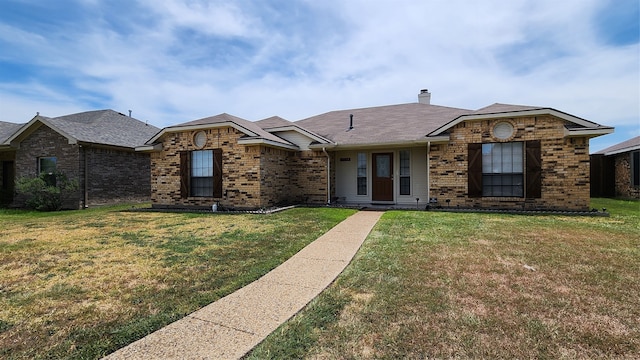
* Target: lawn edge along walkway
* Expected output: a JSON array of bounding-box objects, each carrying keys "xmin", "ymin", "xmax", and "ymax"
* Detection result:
[{"xmin": 103, "ymin": 210, "xmax": 383, "ymax": 360}]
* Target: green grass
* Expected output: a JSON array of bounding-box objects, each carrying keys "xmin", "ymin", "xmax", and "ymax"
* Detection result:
[
  {"xmin": 248, "ymin": 198, "xmax": 640, "ymax": 359},
  {"xmin": 0, "ymin": 205, "xmax": 356, "ymax": 359}
]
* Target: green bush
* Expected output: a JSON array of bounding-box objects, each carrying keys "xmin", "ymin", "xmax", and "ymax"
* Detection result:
[{"xmin": 15, "ymin": 171, "xmax": 78, "ymax": 211}]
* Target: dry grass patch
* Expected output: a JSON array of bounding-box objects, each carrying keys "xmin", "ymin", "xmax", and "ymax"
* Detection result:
[
  {"xmin": 248, "ymin": 199, "xmax": 640, "ymax": 359},
  {"xmin": 0, "ymin": 205, "xmax": 355, "ymax": 359}
]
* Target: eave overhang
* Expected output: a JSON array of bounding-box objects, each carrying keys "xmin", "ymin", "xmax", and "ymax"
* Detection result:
[
  {"xmin": 428, "ymin": 108, "xmax": 610, "ymax": 138},
  {"xmin": 564, "ymin": 127, "xmax": 614, "ymax": 138},
  {"xmin": 145, "ymin": 121, "xmax": 260, "ymax": 145},
  {"xmin": 237, "ymin": 137, "xmax": 300, "ymax": 150},
  {"xmin": 309, "ymin": 138, "xmax": 431, "ymax": 151},
  {"xmin": 264, "ymin": 125, "xmax": 333, "ymax": 145}
]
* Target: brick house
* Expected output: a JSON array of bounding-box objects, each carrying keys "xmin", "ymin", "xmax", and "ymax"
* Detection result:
[
  {"xmin": 142, "ymin": 90, "xmax": 613, "ymax": 211},
  {"xmin": 591, "ymin": 136, "xmax": 640, "ymax": 199},
  {"xmin": 0, "ymin": 121, "xmax": 22, "ymax": 205},
  {"xmin": 137, "ymin": 113, "xmax": 331, "ymax": 210},
  {"xmin": 1, "ymin": 110, "xmax": 160, "ymax": 209}
]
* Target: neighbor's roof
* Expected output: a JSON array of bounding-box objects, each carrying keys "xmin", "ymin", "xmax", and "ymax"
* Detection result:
[
  {"xmin": 8, "ymin": 110, "xmax": 160, "ymax": 148},
  {"xmin": 146, "ymin": 113, "xmax": 297, "ymax": 150},
  {"xmin": 0, "ymin": 121, "xmax": 23, "ymax": 145},
  {"xmin": 295, "ymin": 103, "xmax": 473, "ymax": 147},
  {"xmin": 593, "ymin": 136, "xmax": 640, "ymax": 156}
]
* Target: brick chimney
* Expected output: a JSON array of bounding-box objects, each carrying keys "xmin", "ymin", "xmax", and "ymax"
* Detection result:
[{"xmin": 418, "ymin": 89, "xmax": 431, "ymax": 104}]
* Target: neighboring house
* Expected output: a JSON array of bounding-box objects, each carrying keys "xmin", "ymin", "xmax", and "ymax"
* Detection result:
[
  {"xmin": 591, "ymin": 136, "xmax": 640, "ymax": 199},
  {"xmin": 141, "ymin": 90, "xmax": 613, "ymax": 211},
  {"xmin": 0, "ymin": 121, "xmax": 22, "ymax": 205},
  {"xmin": 2, "ymin": 110, "xmax": 160, "ymax": 209}
]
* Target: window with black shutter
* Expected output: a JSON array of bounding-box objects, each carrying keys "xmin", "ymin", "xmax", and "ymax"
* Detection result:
[{"xmin": 180, "ymin": 149, "xmax": 223, "ymax": 198}]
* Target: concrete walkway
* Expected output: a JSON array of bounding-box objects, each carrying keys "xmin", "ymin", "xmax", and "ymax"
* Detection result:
[{"xmin": 104, "ymin": 210, "xmax": 383, "ymax": 360}]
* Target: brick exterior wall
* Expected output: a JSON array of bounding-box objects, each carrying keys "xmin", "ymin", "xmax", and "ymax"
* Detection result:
[
  {"xmin": 429, "ymin": 115, "xmax": 591, "ymax": 211},
  {"xmin": 83, "ymin": 146, "xmax": 152, "ymax": 205},
  {"xmin": 14, "ymin": 125, "xmax": 82, "ymax": 209},
  {"xmin": 149, "ymin": 127, "xmax": 329, "ymax": 210},
  {"xmin": 613, "ymin": 152, "xmax": 640, "ymax": 199},
  {"xmin": 0, "ymin": 151, "xmax": 15, "ymax": 205},
  {"xmin": 13, "ymin": 125, "xmax": 152, "ymax": 209}
]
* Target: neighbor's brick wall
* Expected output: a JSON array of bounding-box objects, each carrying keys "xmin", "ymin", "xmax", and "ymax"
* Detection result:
[
  {"xmin": 429, "ymin": 115, "xmax": 591, "ymax": 211},
  {"xmin": 14, "ymin": 125, "xmax": 82, "ymax": 209},
  {"xmin": 83, "ymin": 147, "xmax": 152, "ymax": 205},
  {"xmin": 614, "ymin": 153, "xmax": 640, "ymax": 199}
]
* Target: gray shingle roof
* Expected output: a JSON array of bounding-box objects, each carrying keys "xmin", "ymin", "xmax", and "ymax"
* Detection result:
[
  {"xmin": 45, "ymin": 110, "xmax": 160, "ymax": 148},
  {"xmin": 594, "ymin": 136, "xmax": 640, "ymax": 155},
  {"xmin": 473, "ymin": 103, "xmax": 545, "ymax": 114},
  {"xmin": 295, "ymin": 103, "xmax": 473, "ymax": 146},
  {"xmin": 0, "ymin": 121, "xmax": 22, "ymax": 144},
  {"xmin": 255, "ymin": 116, "xmax": 293, "ymax": 129}
]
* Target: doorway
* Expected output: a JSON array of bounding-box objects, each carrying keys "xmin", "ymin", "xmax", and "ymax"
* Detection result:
[{"xmin": 372, "ymin": 153, "xmax": 393, "ymax": 202}]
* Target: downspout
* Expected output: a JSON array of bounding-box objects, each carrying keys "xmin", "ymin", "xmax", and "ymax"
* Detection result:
[
  {"xmin": 83, "ymin": 146, "xmax": 88, "ymax": 208},
  {"xmin": 426, "ymin": 141, "xmax": 431, "ymax": 203},
  {"xmin": 322, "ymin": 147, "xmax": 331, "ymax": 204}
]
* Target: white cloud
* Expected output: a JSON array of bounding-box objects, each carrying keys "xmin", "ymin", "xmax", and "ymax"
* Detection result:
[{"xmin": 0, "ymin": 0, "xmax": 636, "ymax": 154}]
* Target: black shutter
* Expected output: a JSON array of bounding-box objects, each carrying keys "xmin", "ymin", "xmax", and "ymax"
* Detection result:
[
  {"xmin": 213, "ymin": 149, "xmax": 223, "ymax": 198},
  {"xmin": 525, "ymin": 140, "xmax": 542, "ymax": 198},
  {"xmin": 180, "ymin": 151, "xmax": 189, "ymax": 198},
  {"xmin": 468, "ymin": 143, "xmax": 482, "ymax": 198}
]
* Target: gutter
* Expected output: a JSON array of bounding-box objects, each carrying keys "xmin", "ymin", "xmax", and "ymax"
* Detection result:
[{"xmin": 322, "ymin": 147, "xmax": 331, "ymax": 204}]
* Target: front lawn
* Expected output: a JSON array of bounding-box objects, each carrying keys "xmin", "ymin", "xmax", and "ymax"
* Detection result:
[
  {"xmin": 248, "ymin": 198, "xmax": 640, "ymax": 359},
  {"xmin": 0, "ymin": 205, "xmax": 355, "ymax": 359}
]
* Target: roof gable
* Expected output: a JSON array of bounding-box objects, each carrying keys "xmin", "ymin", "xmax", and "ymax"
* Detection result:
[
  {"xmin": 144, "ymin": 113, "xmax": 297, "ymax": 150},
  {"xmin": 7, "ymin": 110, "xmax": 160, "ymax": 149},
  {"xmin": 427, "ymin": 103, "xmax": 613, "ymax": 138}
]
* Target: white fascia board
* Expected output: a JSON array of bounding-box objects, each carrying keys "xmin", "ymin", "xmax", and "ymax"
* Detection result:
[
  {"xmin": 266, "ymin": 125, "xmax": 333, "ymax": 144},
  {"xmin": 564, "ymin": 127, "xmax": 614, "ymax": 138},
  {"xmin": 135, "ymin": 143, "xmax": 163, "ymax": 152},
  {"xmin": 237, "ymin": 138, "xmax": 299, "ymax": 150},
  {"xmin": 310, "ymin": 139, "xmax": 431, "ymax": 151},
  {"xmin": 146, "ymin": 121, "xmax": 259, "ymax": 144},
  {"xmin": 429, "ymin": 108, "xmax": 605, "ymax": 136},
  {"xmin": 424, "ymin": 135, "xmax": 450, "ymax": 143}
]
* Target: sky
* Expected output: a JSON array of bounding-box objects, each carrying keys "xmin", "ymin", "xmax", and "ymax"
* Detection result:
[{"xmin": 0, "ymin": 0, "xmax": 638, "ymax": 153}]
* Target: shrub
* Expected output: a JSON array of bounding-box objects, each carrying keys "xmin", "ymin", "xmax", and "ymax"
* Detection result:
[{"xmin": 15, "ymin": 171, "xmax": 79, "ymax": 211}]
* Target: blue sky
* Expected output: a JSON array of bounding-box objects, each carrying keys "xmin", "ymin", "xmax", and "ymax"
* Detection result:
[{"xmin": 0, "ymin": 0, "xmax": 638, "ymax": 152}]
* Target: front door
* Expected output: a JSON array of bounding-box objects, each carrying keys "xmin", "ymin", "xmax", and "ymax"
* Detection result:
[{"xmin": 372, "ymin": 153, "xmax": 393, "ymax": 202}]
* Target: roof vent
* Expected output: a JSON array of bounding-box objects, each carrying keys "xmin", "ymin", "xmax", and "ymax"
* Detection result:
[
  {"xmin": 348, "ymin": 114, "xmax": 354, "ymax": 130},
  {"xmin": 418, "ymin": 89, "xmax": 431, "ymax": 104}
]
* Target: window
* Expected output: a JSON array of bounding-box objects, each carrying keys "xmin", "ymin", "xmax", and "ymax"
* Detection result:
[
  {"xmin": 632, "ymin": 151, "xmax": 640, "ymax": 187},
  {"xmin": 180, "ymin": 149, "xmax": 223, "ymax": 198},
  {"xmin": 191, "ymin": 150, "xmax": 213, "ymax": 197},
  {"xmin": 481, "ymin": 142, "xmax": 523, "ymax": 197},
  {"xmin": 39, "ymin": 157, "xmax": 57, "ymax": 186},
  {"xmin": 469, "ymin": 141, "xmax": 541, "ymax": 199},
  {"xmin": 399, "ymin": 150, "xmax": 410, "ymax": 195},
  {"xmin": 39, "ymin": 157, "xmax": 57, "ymax": 174},
  {"xmin": 357, "ymin": 152, "xmax": 367, "ymax": 195}
]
